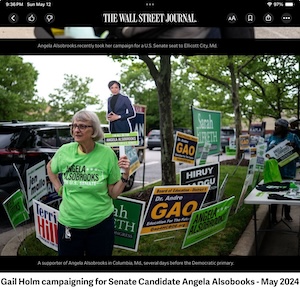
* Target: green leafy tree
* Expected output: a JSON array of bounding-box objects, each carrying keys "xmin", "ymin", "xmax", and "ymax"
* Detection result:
[
  {"xmin": 46, "ymin": 74, "xmax": 101, "ymax": 121},
  {"xmin": 185, "ymin": 55, "xmax": 258, "ymax": 159},
  {"xmin": 239, "ymin": 55, "xmax": 300, "ymax": 121},
  {"xmin": 0, "ymin": 56, "xmax": 46, "ymax": 121}
]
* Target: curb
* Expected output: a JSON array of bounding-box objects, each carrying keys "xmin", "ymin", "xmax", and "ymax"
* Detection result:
[{"xmin": 1, "ymin": 225, "xmax": 35, "ymax": 256}]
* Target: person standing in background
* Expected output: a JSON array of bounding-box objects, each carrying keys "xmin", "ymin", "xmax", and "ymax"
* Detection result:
[
  {"xmin": 267, "ymin": 118, "xmax": 300, "ymax": 224},
  {"xmin": 107, "ymin": 80, "xmax": 136, "ymax": 133}
]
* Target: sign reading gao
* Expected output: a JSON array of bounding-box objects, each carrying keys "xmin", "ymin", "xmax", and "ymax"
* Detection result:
[
  {"xmin": 172, "ymin": 131, "xmax": 198, "ymax": 165},
  {"xmin": 141, "ymin": 185, "xmax": 210, "ymax": 235}
]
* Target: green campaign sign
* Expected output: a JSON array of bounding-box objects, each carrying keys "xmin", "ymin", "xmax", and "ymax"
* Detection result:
[
  {"xmin": 192, "ymin": 107, "xmax": 221, "ymax": 157},
  {"xmin": 113, "ymin": 196, "xmax": 145, "ymax": 252},
  {"xmin": 104, "ymin": 132, "xmax": 139, "ymax": 147},
  {"xmin": 3, "ymin": 189, "xmax": 29, "ymax": 229},
  {"xmin": 182, "ymin": 196, "xmax": 234, "ymax": 249}
]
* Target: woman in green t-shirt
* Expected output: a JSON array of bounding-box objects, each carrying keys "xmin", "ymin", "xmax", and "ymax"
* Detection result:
[{"xmin": 47, "ymin": 110, "xmax": 130, "ymax": 256}]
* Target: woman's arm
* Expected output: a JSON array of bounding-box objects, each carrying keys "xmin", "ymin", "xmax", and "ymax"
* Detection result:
[
  {"xmin": 108, "ymin": 155, "xmax": 130, "ymax": 199},
  {"xmin": 46, "ymin": 160, "xmax": 63, "ymax": 195}
]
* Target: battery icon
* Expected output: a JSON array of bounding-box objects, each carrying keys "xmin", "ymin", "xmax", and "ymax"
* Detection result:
[{"xmin": 285, "ymin": 2, "xmax": 294, "ymax": 6}]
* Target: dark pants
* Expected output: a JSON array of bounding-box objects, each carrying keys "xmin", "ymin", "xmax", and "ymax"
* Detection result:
[
  {"xmin": 58, "ymin": 213, "xmax": 114, "ymax": 256},
  {"xmin": 271, "ymin": 204, "xmax": 291, "ymax": 221}
]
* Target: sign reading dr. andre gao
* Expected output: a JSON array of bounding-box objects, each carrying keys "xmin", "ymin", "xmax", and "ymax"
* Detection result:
[{"xmin": 141, "ymin": 185, "xmax": 210, "ymax": 235}]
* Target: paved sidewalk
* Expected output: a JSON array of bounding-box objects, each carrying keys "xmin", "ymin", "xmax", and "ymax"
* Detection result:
[
  {"xmin": 0, "ymin": 223, "xmax": 34, "ymax": 256},
  {"xmin": 259, "ymin": 205, "xmax": 300, "ymax": 256}
]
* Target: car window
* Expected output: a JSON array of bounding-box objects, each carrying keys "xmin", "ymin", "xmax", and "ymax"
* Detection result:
[
  {"xmin": 37, "ymin": 128, "xmax": 73, "ymax": 148},
  {"xmin": 0, "ymin": 132, "xmax": 15, "ymax": 148},
  {"xmin": 37, "ymin": 129, "xmax": 57, "ymax": 147},
  {"xmin": 0, "ymin": 127, "xmax": 33, "ymax": 149},
  {"xmin": 57, "ymin": 128, "xmax": 73, "ymax": 145}
]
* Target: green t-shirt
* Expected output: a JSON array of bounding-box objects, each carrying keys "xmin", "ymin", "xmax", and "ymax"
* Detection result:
[{"xmin": 50, "ymin": 142, "xmax": 121, "ymax": 228}]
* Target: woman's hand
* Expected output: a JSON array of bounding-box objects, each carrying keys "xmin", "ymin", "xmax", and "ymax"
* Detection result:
[{"xmin": 118, "ymin": 155, "xmax": 130, "ymax": 176}]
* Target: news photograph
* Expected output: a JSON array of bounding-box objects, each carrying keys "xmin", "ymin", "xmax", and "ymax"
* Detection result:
[{"xmin": 1, "ymin": 1, "xmax": 300, "ymax": 291}]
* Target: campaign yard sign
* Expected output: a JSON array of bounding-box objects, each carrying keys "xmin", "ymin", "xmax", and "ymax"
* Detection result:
[
  {"xmin": 130, "ymin": 104, "xmax": 146, "ymax": 148},
  {"xmin": 180, "ymin": 162, "xmax": 219, "ymax": 205},
  {"xmin": 235, "ymin": 157, "xmax": 258, "ymax": 214},
  {"xmin": 192, "ymin": 107, "xmax": 221, "ymax": 157},
  {"xmin": 125, "ymin": 145, "xmax": 140, "ymax": 176},
  {"xmin": 265, "ymin": 139, "xmax": 299, "ymax": 167},
  {"xmin": 256, "ymin": 143, "xmax": 267, "ymax": 172},
  {"xmin": 113, "ymin": 196, "xmax": 145, "ymax": 252},
  {"xmin": 26, "ymin": 160, "xmax": 48, "ymax": 208},
  {"xmin": 141, "ymin": 185, "xmax": 210, "ymax": 235},
  {"xmin": 172, "ymin": 131, "xmax": 198, "ymax": 165},
  {"xmin": 239, "ymin": 134, "xmax": 250, "ymax": 150},
  {"xmin": 3, "ymin": 189, "xmax": 29, "ymax": 229},
  {"xmin": 217, "ymin": 174, "xmax": 229, "ymax": 202},
  {"xmin": 104, "ymin": 132, "xmax": 139, "ymax": 147},
  {"xmin": 33, "ymin": 199, "xmax": 59, "ymax": 251},
  {"xmin": 182, "ymin": 196, "xmax": 235, "ymax": 249},
  {"xmin": 199, "ymin": 141, "xmax": 211, "ymax": 165}
]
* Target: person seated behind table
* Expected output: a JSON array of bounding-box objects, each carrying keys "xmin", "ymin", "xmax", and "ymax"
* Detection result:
[{"xmin": 267, "ymin": 118, "xmax": 300, "ymax": 224}]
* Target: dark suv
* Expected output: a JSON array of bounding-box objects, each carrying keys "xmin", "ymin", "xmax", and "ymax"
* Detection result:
[{"xmin": 0, "ymin": 121, "xmax": 73, "ymax": 215}]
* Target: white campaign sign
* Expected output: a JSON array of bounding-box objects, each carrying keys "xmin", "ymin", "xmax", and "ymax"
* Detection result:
[{"xmin": 26, "ymin": 161, "xmax": 48, "ymax": 208}]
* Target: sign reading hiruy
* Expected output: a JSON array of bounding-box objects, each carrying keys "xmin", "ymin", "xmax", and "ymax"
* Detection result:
[{"xmin": 180, "ymin": 162, "xmax": 219, "ymax": 205}]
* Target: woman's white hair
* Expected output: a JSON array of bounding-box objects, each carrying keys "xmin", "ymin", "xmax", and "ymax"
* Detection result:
[{"xmin": 71, "ymin": 110, "xmax": 104, "ymax": 141}]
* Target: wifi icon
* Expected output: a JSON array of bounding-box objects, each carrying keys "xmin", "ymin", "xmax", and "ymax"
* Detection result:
[{"xmin": 267, "ymin": 1, "xmax": 273, "ymax": 6}]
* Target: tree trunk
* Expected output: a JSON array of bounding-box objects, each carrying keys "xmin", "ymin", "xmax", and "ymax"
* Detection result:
[
  {"xmin": 228, "ymin": 56, "xmax": 243, "ymax": 160},
  {"xmin": 156, "ymin": 56, "xmax": 176, "ymax": 185},
  {"xmin": 139, "ymin": 55, "xmax": 176, "ymax": 185}
]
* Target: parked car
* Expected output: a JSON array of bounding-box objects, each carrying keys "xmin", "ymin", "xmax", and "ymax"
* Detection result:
[
  {"xmin": 0, "ymin": 121, "xmax": 73, "ymax": 215},
  {"xmin": 221, "ymin": 127, "xmax": 236, "ymax": 152},
  {"xmin": 147, "ymin": 129, "xmax": 161, "ymax": 150},
  {"xmin": 147, "ymin": 127, "xmax": 193, "ymax": 150},
  {"xmin": 0, "ymin": 120, "xmax": 135, "ymax": 217}
]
